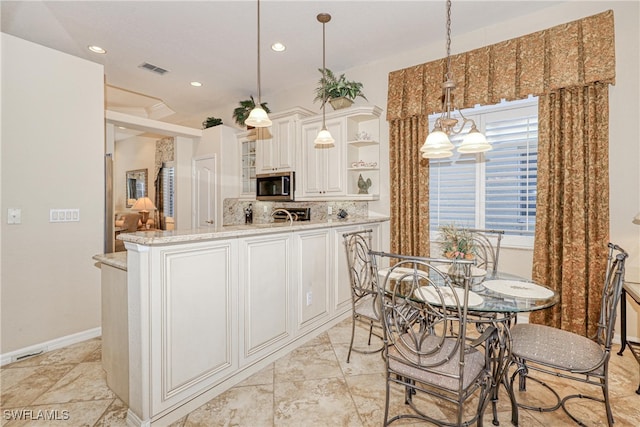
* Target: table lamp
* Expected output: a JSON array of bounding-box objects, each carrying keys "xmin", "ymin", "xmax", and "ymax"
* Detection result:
[{"xmin": 132, "ymin": 197, "xmax": 156, "ymax": 228}]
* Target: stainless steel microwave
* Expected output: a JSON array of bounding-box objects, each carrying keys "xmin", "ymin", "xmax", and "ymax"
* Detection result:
[{"xmin": 256, "ymin": 172, "xmax": 295, "ymax": 201}]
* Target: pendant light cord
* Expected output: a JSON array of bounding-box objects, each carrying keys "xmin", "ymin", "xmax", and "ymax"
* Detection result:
[
  {"xmin": 256, "ymin": 0, "xmax": 262, "ymax": 104},
  {"xmin": 321, "ymin": 18, "xmax": 326, "ymax": 128},
  {"xmin": 317, "ymin": 13, "xmax": 331, "ymax": 130},
  {"xmin": 445, "ymin": 0, "xmax": 452, "ymax": 78}
]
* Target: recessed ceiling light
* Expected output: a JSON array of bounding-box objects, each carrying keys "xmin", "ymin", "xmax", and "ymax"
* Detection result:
[
  {"xmin": 88, "ymin": 45, "xmax": 106, "ymax": 54},
  {"xmin": 271, "ymin": 42, "xmax": 286, "ymax": 52},
  {"xmin": 190, "ymin": 81, "xmax": 202, "ymax": 87}
]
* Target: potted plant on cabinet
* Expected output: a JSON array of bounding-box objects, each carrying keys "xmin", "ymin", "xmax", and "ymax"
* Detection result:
[
  {"xmin": 202, "ymin": 117, "xmax": 223, "ymax": 129},
  {"xmin": 232, "ymin": 95, "xmax": 270, "ymax": 128},
  {"xmin": 314, "ymin": 67, "xmax": 367, "ymax": 110}
]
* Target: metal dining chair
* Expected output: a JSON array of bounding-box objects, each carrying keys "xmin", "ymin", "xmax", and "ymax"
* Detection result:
[
  {"xmin": 371, "ymin": 251, "xmax": 495, "ymax": 426},
  {"xmin": 467, "ymin": 228, "xmax": 505, "ymax": 277},
  {"xmin": 342, "ymin": 229, "xmax": 384, "ymax": 363},
  {"xmin": 508, "ymin": 243, "xmax": 628, "ymax": 426}
]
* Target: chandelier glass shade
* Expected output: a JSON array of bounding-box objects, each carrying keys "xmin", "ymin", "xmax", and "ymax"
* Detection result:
[
  {"xmin": 245, "ymin": 0, "xmax": 272, "ymax": 128},
  {"xmin": 420, "ymin": 0, "xmax": 491, "ymax": 159},
  {"xmin": 314, "ymin": 13, "xmax": 335, "ymax": 148}
]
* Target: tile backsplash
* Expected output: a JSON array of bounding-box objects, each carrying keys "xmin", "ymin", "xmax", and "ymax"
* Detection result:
[{"xmin": 223, "ymin": 199, "xmax": 369, "ymax": 225}]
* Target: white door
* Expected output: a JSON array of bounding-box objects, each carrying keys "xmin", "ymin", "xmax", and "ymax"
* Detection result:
[{"xmin": 194, "ymin": 156, "xmax": 216, "ymax": 227}]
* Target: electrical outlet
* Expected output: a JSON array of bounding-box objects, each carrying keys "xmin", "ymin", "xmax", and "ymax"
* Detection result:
[
  {"xmin": 263, "ymin": 205, "xmax": 268, "ymax": 213},
  {"xmin": 306, "ymin": 291, "xmax": 312, "ymax": 306},
  {"xmin": 327, "ymin": 206, "xmax": 333, "ymax": 215}
]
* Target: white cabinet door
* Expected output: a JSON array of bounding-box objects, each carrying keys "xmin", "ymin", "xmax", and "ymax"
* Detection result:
[
  {"xmin": 299, "ymin": 118, "xmax": 345, "ymax": 198},
  {"xmin": 324, "ymin": 119, "xmax": 345, "ymax": 194},
  {"xmin": 149, "ymin": 240, "xmax": 238, "ymax": 414},
  {"xmin": 272, "ymin": 116, "xmax": 295, "ymax": 171},
  {"xmin": 239, "ymin": 234, "xmax": 293, "ymax": 365},
  {"xmin": 256, "ymin": 116, "xmax": 296, "ymax": 173},
  {"xmin": 300, "ymin": 120, "xmax": 323, "ymax": 195},
  {"xmin": 255, "ymin": 127, "xmax": 274, "ymax": 173},
  {"xmin": 294, "ymin": 229, "xmax": 331, "ymax": 330}
]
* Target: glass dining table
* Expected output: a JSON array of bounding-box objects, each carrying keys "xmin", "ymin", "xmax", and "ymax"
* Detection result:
[{"xmin": 379, "ymin": 265, "xmax": 559, "ymax": 426}]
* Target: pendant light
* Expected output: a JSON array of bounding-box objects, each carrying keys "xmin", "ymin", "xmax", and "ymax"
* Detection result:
[
  {"xmin": 314, "ymin": 13, "xmax": 335, "ymax": 148},
  {"xmin": 245, "ymin": 0, "xmax": 272, "ymax": 128},
  {"xmin": 420, "ymin": 0, "xmax": 491, "ymax": 159}
]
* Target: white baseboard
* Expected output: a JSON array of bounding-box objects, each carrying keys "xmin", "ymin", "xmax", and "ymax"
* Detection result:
[{"xmin": 1, "ymin": 327, "xmax": 102, "ymax": 366}]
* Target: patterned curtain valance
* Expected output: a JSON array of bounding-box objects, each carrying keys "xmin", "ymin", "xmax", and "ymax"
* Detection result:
[{"xmin": 387, "ymin": 10, "xmax": 615, "ymax": 120}]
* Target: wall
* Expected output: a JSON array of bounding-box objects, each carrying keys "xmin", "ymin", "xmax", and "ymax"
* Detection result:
[
  {"xmin": 114, "ymin": 136, "xmax": 156, "ymax": 214},
  {"xmin": 1, "ymin": 34, "xmax": 105, "ymax": 355}
]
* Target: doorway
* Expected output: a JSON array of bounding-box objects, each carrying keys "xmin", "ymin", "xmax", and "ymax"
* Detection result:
[{"xmin": 193, "ymin": 155, "xmax": 217, "ymax": 227}]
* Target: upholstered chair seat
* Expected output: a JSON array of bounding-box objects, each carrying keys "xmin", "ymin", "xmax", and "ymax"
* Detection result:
[
  {"xmin": 511, "ymin": 323, "xmax": 605, "ymax": 375},
  {"xmin": 388, "ymin": 334, "xmax": 486, "ymax": 391}
]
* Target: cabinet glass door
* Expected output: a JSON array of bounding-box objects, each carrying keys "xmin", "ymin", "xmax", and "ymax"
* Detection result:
[{"xmin": 241, "ymin": 139, "xmax": 256, "ymax": 195}]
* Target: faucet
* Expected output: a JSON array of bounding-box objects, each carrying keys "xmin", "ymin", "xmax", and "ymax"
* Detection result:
[{"xmin": 271, "ymin": 208, "xmax": 294, "ymax": 227}]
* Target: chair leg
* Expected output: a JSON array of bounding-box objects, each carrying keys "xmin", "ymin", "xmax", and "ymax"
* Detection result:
[
  {"xmin": 367, "ymin": 322, "xmax": 374, "ymax": 345},
  {"xmin": 602, "ymin": 377, "xmax": 614, "ymax": 427},
  {"xmin": 383, "ymin": 374, "xmax": 391, "ymax": 427},
  {"xmin": 347, "ymin": 315, "xmax": 356, "ymax": 363}
]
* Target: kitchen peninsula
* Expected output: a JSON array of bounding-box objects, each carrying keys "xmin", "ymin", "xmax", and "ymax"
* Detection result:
[{"xmin": 94, "ymin": 215, "xmax": 388, "ymax": 427}]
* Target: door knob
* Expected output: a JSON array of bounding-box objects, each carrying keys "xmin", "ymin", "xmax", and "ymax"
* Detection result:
[{"xmin": 205, "ymin": 220, "xmax": 214, "ymax": 224}]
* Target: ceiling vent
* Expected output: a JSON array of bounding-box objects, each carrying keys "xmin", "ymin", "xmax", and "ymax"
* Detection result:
[{"xmin": 138, "ymin": 62, "xmax": 169, "ymax": 75}]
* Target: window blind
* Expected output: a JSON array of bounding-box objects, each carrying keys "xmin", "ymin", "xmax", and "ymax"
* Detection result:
[
  {"xmin": 162, "ymin": 166, "xmax": 175, "ymax": 218},
  {"xmin": 429, "ymin": 98, "xmax": 538, "ymax": 240}
]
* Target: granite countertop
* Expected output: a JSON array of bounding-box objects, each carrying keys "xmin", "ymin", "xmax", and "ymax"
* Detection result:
[
  {"xmin": 92, "ymin": 251, "xmax": 127, "ymax": 271},
  {"xmin": 116, "ymin": 216, "xmax": 389, "ymax": 246}
]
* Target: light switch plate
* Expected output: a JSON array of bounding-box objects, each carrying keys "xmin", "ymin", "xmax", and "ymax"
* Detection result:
[
  {"xmin": 50, "ymin": 209, "xmax": 80, "ymax": 222},
  {"xmin": 8, "ymin": 208, "xmax": 21, "ymax": 224}
]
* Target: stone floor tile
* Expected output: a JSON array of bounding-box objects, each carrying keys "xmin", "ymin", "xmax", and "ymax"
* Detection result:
[
  {"xmin": 274, "ymin": 377, "xmax": 362, "ymax": 426},
  {"xmin": 0, "ymin": 364, "xmax": 75, "ymax": 408},
  {"xmin": 183, "ymin": 383, "xmax": 274, "ymax": 427},
  {"xmin": 32, "ymin": 362, "xmax": 114, "ymax": 405}
]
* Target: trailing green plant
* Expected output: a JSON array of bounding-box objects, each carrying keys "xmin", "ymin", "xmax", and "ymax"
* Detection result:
[
  {"xmin": 232, "ymin": 95, "xmax": 270, "ymax": 127},
  {"xmin": 314, "ymin": 68, "xmax": 367, "ymax": 106},
  {"xmin": 202, "ymin": 117, "xmax": 223, "ymax": 129}
]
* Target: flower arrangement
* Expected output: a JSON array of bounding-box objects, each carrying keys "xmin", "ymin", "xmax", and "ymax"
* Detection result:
[{"xmin": 438, "ymin": 223, "xmax": 476, "ymax": 260}]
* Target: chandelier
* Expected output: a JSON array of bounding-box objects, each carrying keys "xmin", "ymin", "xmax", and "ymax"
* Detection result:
[
  {"xmin": 245, "ymin": 0, "xmax": 272, "ymax": 128},
  {"xmin": 420, "ymin": 0, "xmax": 491, "ymax": 159},
  {"xmin": 313, "ymin": 13, "xmax": 335, "ymax": 147}
]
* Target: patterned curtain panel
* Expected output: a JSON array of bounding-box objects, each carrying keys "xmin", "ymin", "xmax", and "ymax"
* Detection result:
[
  {"xmin": 389, "ymin": 116, "xmax": 429, "ymax": 257},
  {"xmin": 387, "ymin": 10, "xmax": 615, "ymax": 120},
  {"xmin": 386, "ymin": 10, "xmax": 615, "ymax": 335},
  {"xmin": 529, "ymin": 83, "xmax": 610, "ymax": 336}
]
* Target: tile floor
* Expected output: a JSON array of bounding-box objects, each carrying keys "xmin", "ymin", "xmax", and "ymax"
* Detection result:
[{"xmin": 1, "ymin": 318, "xmax": 640, "ymax": 426}]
